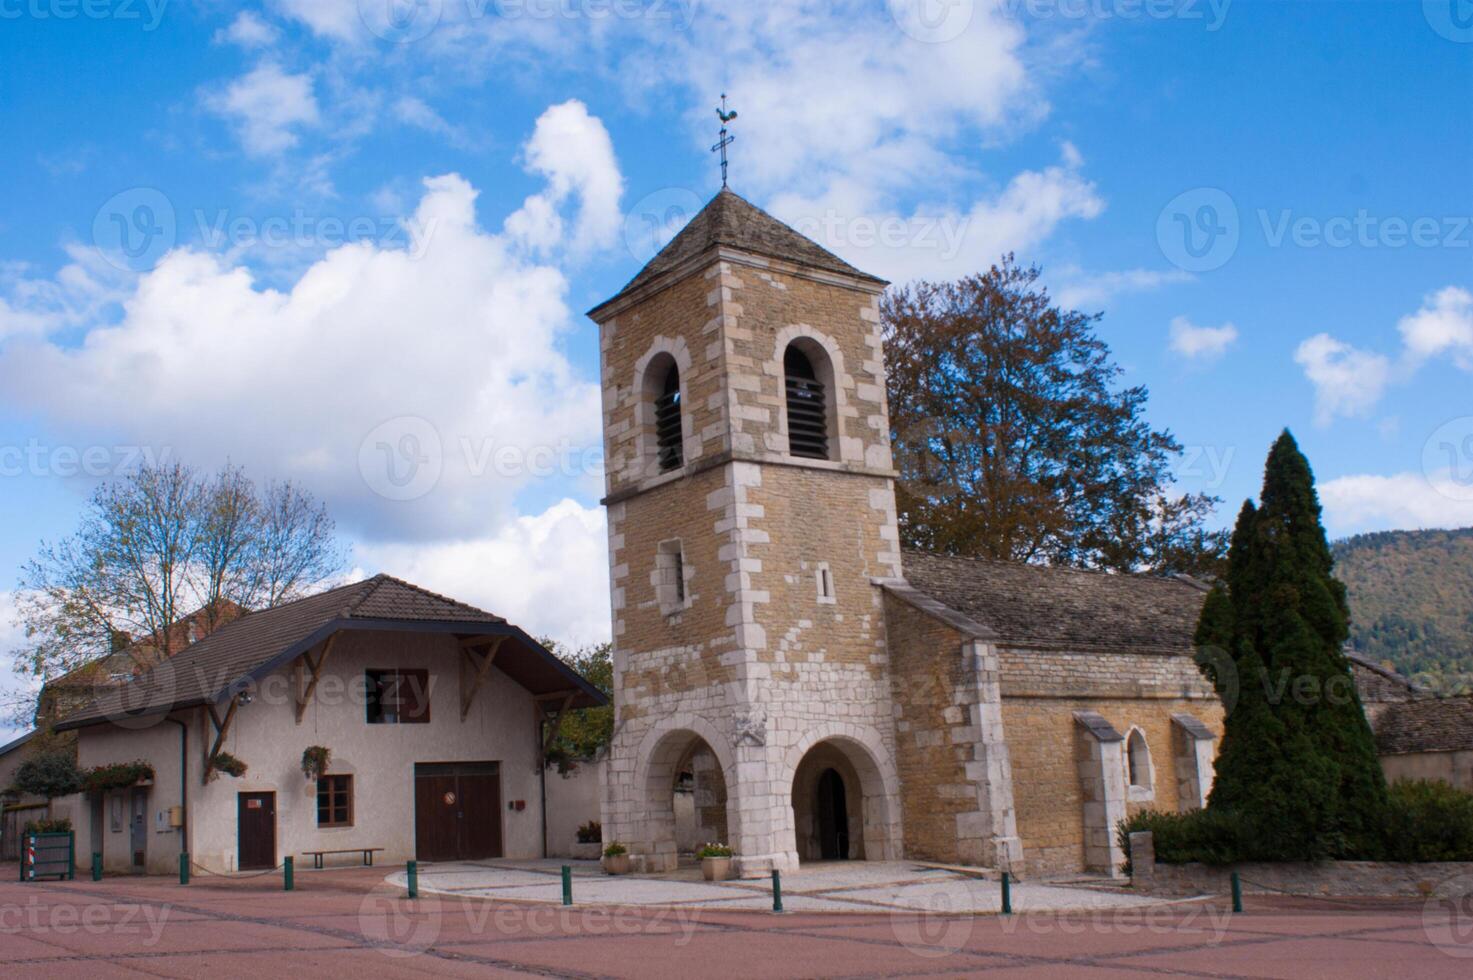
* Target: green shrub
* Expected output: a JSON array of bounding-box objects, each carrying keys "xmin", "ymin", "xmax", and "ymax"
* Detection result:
[
  {"xmin": 602, "ymin": 841, "xmax": 627, "ymax": 858},
  {"xmin": 576, "ymin": 820, "xmax": 602, "ymax": 844},
  {"xmin": 1117, "ymin": 808, "xmax": 1248, "ymax": 874},
  {"xmin": 13, "ymin": 754, "xmax": 83, "ymax": 800},
  {"xmin": 1384, "ymin": 780, "xmax": 1473, "ymax": 862},
  {"xmin": 696, "ymin": 842, "xmax": 734, "ymax": 859}
]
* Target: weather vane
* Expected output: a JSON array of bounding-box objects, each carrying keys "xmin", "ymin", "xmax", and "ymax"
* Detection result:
[{"xmin": 712, "ymin": 94, "xmax": 737, "ymax": 188}]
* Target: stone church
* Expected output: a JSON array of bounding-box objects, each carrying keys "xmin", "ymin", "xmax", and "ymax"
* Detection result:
[{"xmin": 590, "ymin": 189, "xmax": 1223, "ymax": 879}]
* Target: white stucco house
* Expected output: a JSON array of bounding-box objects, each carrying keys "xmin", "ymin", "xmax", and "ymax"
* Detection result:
[{"xmin": 53, "ymin": 575, "xmax": 605, "ymax": 875}]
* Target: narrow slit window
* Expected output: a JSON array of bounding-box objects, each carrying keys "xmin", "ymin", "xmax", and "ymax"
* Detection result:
[
  {"xmin": 674, "ymin": 548, "xmax": 686, "ymax": 605},
  {"xmin": 654, "ymin": 361, "xmax": 683, "ymax": 472},
  {"xmin": 816, "ymin": 563, "xmax": 835, "ymax": 602},
  {"xmin": 784, "ymin": 346, "xmax": 829, "ymax": 459}
]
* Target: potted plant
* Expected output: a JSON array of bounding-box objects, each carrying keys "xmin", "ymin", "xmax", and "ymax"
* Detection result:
[
  {"xmin": 301, "ymin": 746, "xmax": 332, "ymax": 781},
  {"xmin": 602, "ymin": 841, "xmax": 631, "ymax": 875},
  {"xmin": 572, "ymin": 820, "xmax": 602, "ymax": 860},
  {"xmin": 209, "ymin": 752, "xmax": 248, "ymax": 781},
  {"xmin": 697, "ymin": 842, "xmax": 734, "ymax": 882}
]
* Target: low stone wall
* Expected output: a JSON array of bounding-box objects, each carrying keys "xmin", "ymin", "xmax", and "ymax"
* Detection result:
[{"xmin": 1135, "ymin": 857, "xmax": 1473, "ymax": 898}]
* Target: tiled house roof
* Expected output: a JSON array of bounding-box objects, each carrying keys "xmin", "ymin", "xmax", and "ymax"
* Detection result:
[
  {"xmin": 591, "ymin": 188, "xmax": 884, "ymax": 316},
  {"xmin": 56, "ymin": 575, "xmax": 603, "ymax": 730},
  {"xmin": 897, "ymin": 550, "xmax": 1211, "ymax": 655},
  {"xmin": 1374, "ymin": 695, "xmax": 1473, "ymax": 755}
]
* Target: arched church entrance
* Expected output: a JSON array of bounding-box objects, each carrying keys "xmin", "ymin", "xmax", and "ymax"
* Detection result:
[
  {"xmin": 791, "ymin": 740, "xmax": 879, "ymax": 862},
  {"xmin": 636, "ymin": 727, "xmax": 731, "ymax": 870}
]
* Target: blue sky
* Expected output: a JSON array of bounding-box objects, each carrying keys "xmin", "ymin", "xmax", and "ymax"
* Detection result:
[{"xmin": 1, "ymin": 1, "xmax": 1470, "ymax": 739}]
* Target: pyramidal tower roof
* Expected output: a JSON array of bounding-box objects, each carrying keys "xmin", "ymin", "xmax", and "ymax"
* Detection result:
[{"xmin": 591, "ymin": 188, "xmax": 885, "ymax": 317}]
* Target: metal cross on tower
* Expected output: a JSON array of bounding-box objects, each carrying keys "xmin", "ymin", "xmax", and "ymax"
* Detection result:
[{"xmin": 712, "ymin": 94, "xmax": 738, "ymax": 188}]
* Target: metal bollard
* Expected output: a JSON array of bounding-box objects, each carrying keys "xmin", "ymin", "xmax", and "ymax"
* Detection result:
[
  {"xmin": 562, "ymin": 865, "xmax": 573, "ymax": 906},
  {"xmin": 407, "ymin": 860, "xmax": 418, "ymax": 899},
  {"xmin": 1001, "ymin": 871, "xmax": 1012, "ymax": 916},
  {"xmin": 92, "ymin": 853, "xmax": 103, "ymax": 882},
  {"xmin": 772, "ymin": 869, "xmax": 784, "ymax": 914},
  {"xmin": 179, "ymin": 852, "xmax": 189, "ymax": 885},
  {"xmin": 284, "ymin": 856, "xmax": 294, "ymax": 891},
  {"xmin": 1230, "ymin": 871, "xmax": 1242, "ymax": 913}
]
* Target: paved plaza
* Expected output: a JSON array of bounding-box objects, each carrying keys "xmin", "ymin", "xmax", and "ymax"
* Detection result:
[
  {"xmin": 397, "ymin": 859, "xmax": 1172, "ymax": 914},
  {"xmin": 2, "ymin": 860, "xmax": 1469, "ymax": 977}
]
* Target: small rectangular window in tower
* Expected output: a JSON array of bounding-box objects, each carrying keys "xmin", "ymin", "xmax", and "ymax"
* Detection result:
[
  {"xmin": 816, "ymin": 562, "xmax": 836, "ymax": 604},
  {"xmin": 655, "ymin": 539, "xmax": 691, "ymax": 617}
]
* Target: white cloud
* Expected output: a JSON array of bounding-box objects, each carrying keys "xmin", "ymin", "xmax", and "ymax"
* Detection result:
[
  {"xmin": 267, "ymin": 0, "xmax": 363, "ymax": 42},
  {"xmin": 770, "ymin": 143, "xmax": 1103, "ymax": 283},
  {"xmin": 0, "ymin": 590, "xmax": 40, "ymax": 738},
  {"xmin": 506, "ymin": 101, "xmax": 623, "ymax": 257},
  {"xmin": 358, "ymin": 499, "xmax": 610, "ymax": 647},
  {"xmin": 1052, "ymin": 267, "xmax": 1192, "ymax": 311},
  {"xmin": 392, "ymin": 96, "xmax": 468, "ymax": 146},
  {"xmin": 1397, "ymin": 286, "xmax": 1473, "ymax": 370},
  {"xmin": 1294, "ymin": 333, "xmax": 1392, "ymax": 426},
  {"xmin": 1320, "ymin": 471, "xmax": 1473, "ymax": 537},
  {"xmin": 215, "ymin": 11, "xmax": 280, "ymax": 49},
  {"xmin": 206, "ymin": 63, "xmax": 320, "ymax": 157},
  {"xmin": 0, "ymin": 155, "xmax": 613, "ymax": 544},
  {"xmin": 1168, "ymin": 316, "xmax": 1238, "ymax": 361},
  {"xmin": 1294, "ymin": 285, "xmax": 1472, "ymax": 426}
]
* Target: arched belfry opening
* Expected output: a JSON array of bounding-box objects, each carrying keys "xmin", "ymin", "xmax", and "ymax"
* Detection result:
[
  {"xmin": 648, "ymin": 354, "xmax": 684, "ymax": 472},
  {"xmin": 783, "ymin": 344, "xmax": 832, "ymax": 460}
]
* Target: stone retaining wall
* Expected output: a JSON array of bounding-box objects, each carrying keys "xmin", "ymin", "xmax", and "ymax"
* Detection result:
[{"xmin": 1133, "ymin": 855, "xmax": 1473, "ymax": 898}]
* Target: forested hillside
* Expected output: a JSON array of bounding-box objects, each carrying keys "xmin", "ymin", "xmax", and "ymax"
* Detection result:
[{"xmin": 1333, "ymin": 527, "xmax": 1473, "ymax": 690}]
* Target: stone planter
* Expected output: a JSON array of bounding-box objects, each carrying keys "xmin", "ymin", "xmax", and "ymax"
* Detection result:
[
  {"xmin": 571, "ymin": 841, "xmax": 601, "ymax": 861},
  {"xmin": 701, "ymin": 856, "xmax": 732, "ymax": 882},
  {"xmin": 603, "ymin": 853, "xmax": 631, "ymax": 875}
]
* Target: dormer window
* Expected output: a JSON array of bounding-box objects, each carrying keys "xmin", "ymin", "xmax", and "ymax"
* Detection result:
[
  {"xmin": 654, "ymin": 358, "xmax": 683, "ymax": 472},
  {"xmin": 784, "ymin": 345, "xmax": 830, "ymax": 460}
]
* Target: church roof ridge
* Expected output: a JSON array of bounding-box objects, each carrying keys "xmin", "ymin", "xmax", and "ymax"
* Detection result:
[{"xmin": 590, "ymin": 188, "xmax": 885, "ymax": 317}]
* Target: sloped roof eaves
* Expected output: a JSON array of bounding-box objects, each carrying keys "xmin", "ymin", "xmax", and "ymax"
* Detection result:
[
  {"xmin": 1374, "ymin": 696, "xmax": 1473, "ymax": 755},
  {"xmin": 900, "ymin": 550, "xmax": 1206, "ymax": 655},
  {"xmin": 56, "ymin": 617, "xmax": 606, "ymax": 731},
  {"xmin": 55, "ymin": 577, "xmax": 604, "ymax": 731},
  {"xmin": 0, "ymin": 730, "xmax": 35, "ymax": 758}
]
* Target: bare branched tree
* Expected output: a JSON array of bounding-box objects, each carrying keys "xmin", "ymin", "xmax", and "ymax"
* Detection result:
[{"xmin": 9, "ymin": 462, "xmax": 347, "ymax": 726}]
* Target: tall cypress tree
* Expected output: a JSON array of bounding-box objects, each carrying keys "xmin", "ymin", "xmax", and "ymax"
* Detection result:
[{"xmin": 1197, "ymin": 431, "xmax": 1387, "ymax": 859}]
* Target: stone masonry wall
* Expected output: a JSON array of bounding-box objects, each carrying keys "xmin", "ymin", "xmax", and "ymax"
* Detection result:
[
  {"xmin": 1001, "ymin": 647, "xmax": 1223, "ymax": 877},
  {"xmin": 884, "ymin": 592, "xmax": 1020, "ymax": 868}
]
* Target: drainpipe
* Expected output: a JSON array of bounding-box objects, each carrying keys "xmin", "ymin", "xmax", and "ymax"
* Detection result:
[
  {"xmin": 165, "ymin": 716, "xmax": 189, "ymax": 863},
  {"xmin": 539, "ymin": 717, "xmax": 549, "ymax": 859}
]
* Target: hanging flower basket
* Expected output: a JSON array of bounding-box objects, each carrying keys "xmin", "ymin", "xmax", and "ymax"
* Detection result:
[{"xmin": 301, "ymin": 746, "xmax": 332, "ymax": 781}]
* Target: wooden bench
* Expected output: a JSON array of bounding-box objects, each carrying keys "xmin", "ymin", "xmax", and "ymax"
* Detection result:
[{"xmin": 302, "ymin": 848, "xmax": 384, "ymax": 870}]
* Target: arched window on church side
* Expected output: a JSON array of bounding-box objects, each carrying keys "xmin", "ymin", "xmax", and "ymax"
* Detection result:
[
  {"xmin": 653, "ymin": 358, "xmax": 683, "ymax": 472},
  {"xmin": 784, "ymin": 344, "xmax": 830, "ymax": 460},
  {"xmin": 1127, "ymin": 730, "xmax": 1151, "ymax": 790}
]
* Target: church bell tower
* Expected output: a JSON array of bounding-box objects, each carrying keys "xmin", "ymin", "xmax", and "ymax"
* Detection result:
[{"xmin": 590, "ymin": 189, "xmax": 905, "ymax": 873}]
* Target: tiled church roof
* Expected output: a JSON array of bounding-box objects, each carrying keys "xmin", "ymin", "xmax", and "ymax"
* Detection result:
[
  {"xmin": 592, "ymin": 188, "xmax": 884, "ymax": 315},
  {"xmin": 898, "ymin": 550, "xmax": 1211, "ymax": 655},
  {"xmin": 56, "ymin": 576, "xmax": 603, "ymax": 730},
  {"xmin": 1374, "ymin": 695, "xmax": 1473, "ymax": 755}
]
